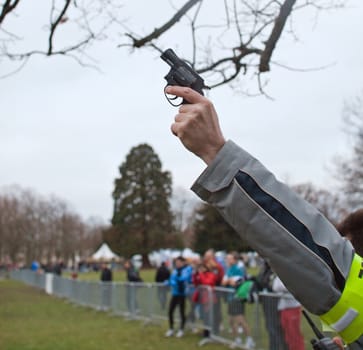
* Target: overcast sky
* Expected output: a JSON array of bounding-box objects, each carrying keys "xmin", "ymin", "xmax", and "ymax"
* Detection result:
[{"xmin": 1, "ymin": 1, "xmax": 363, "ymax": 223}]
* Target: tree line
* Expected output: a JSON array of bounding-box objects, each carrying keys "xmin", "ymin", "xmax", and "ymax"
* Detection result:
[{"xmin": 0, "ymin": 186, "xmax": 104, "ymax": 267}]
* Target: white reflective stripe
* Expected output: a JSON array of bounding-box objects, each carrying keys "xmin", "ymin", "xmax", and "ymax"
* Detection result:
[{"xmin": 330, "ymin": 308, "xmax": 359, "ymax": 332}]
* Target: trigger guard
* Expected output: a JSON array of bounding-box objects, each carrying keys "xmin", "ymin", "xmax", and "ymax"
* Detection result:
[{"xmin": 164, "ymin": 86, "xmax": 183, "ymax": 107}]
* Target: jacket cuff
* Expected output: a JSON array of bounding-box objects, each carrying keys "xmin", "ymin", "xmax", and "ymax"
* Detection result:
[{"xmin": 191, "ymin": 140, "xmax": 253, "ymax": 201}]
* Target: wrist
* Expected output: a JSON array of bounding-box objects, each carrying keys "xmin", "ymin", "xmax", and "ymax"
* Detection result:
[{"xmin": 201, "ymin": 139, "xmax": 226, "ymax": 165}]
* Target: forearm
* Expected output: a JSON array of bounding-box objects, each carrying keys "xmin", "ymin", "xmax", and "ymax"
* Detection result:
[{"xmin": 191, "ymin": 140, "xmax": 354, "ymax": 315}]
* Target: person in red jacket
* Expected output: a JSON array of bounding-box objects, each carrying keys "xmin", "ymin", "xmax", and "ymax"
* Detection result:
[
  {"xmin": 204, "ymin": 249, "xmax": 225, "ymax": 335},
  {"xmin": 193, "ymin": 262, "xmax": 218, "ymax": 345},
  {"xmin": 204, "ymin": 249, "xmax": 225, "ymax": 285}
]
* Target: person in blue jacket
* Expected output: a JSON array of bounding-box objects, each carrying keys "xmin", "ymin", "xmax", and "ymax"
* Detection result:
[{"xmin": 165, "ymin": 256, "xmax": 192, "ymax": 338}]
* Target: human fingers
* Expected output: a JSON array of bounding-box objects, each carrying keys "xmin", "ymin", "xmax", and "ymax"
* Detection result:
[
  {"xmin": 174, "ymin": 112, "xmax": 184, "ymax": 123},
  {"xmin": 165, "ymin": 86, "xmax": 206, "ymax": 104},
  {"xmin": 170, "ymin": 120, "xmax": 183, "ymax": 137},
  {"xmin": 332, "ymin": 337, "xmax": 344, "ymax": 349}
]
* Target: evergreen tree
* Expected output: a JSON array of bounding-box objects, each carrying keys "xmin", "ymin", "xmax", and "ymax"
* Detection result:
[
  {"xmin": 111, "ymin": 144, "xmax": 173, "ymax": 261},
  {"xmin": 193, "ymin": 203, "xmax": 249, "ymax": 253}
]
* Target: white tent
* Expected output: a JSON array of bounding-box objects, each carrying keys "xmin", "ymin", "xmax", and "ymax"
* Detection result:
[
  {"xmin": 91, "ymin": 243, "xmax": 120, "ymax": 261},
  {"xmin": 148, "ymin": 248, "xmax": 200, "ymax": 267}
]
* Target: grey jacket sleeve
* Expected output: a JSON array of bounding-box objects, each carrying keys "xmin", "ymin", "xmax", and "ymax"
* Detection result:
[{"xmin": 191, "ymin": 140, "xmax": 354, "ymax": 315}]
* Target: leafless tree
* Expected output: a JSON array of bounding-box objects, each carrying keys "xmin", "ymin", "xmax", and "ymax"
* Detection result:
[
  {"xmin": 292, "ymin": 182, "xmax": 347, "ymax": 225},
  {"xmin": 1, "ymin": 0, "xmax": 345, "ymax": 91},
  {"xmin": 170, "ymin": 186, "xmax": 199, "ymax": 232},
  {"xmin": 333, "ymin": 93, "xmax": 363, "ymax": 210},
  {"xmin": 0, "ymin": 193, "xmax": 24, "ymax": 263},
  {"xmin": 0, "ymin": 185, "xmax": 104, "ymax": 265},
  {"xmin": 121, "ymin": 0, "xmax": 345, "ymax": 93},
  {"xmin": 0, "ymin": 0, "xmax": 124, "ymax": 77},
  {"xmin": 80, "ymin": 217, "xmax": 104, "ymax": 258}
]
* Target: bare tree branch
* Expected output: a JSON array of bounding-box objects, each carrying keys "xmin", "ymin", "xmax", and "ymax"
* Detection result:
[
  {"xmin": 0, "ymin": 0, "xmax": 348, "ymax": 92},
  {"xmin": 259, "ymin": 0, "xmax": 297, "ymax": 72},
  {"xmin": 0, "ymin": 0, "xmax": 121, "ymax": 77},
  {"xmin": 125, "ymin": 0, "xmax": 202, "ymax": 48},
  {"xmin": 119, "ymin": 0, "xmax": 341, "ymax": 93},
  {"xmin": 48, "ymin": 0, "xmax": 72, "ymax": 55},
  {"xmin": 5, "ymin": 33, "xmax": 97, "ymax": 67},
  {"xmin": 0, "ymin": 56, "xmax": 28, "ymax": 79},
  {"xmin": 0, "ymin": 0, "xmax": 20, "ymax": 25}
]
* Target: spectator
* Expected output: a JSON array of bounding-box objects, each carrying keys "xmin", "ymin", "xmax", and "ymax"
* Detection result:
[
  {"xmin": 124, "ymin": 259, "xmax": 143, "ymax": 315},
  {"xmin": 165, "ymin": 256, "xmax": 192, "ymax": 338},
  {"xmin": 203, "ymin": 248, "xmax": 224, "ymax": 335},
  {"xmin": 193, "ymin": 262, "xmax": 218, "ymax": 345},
  {"xmin": 124, "ymin": 259, "xmax": 142, "ymax": 283},
  {"xmin": 204, "ymin": 249, "xmax": 225, "ymax": 285},
  {"xmin": 43, "ymin": 262, "xmax": 53, "ymax": 273},
  {"xmin": 222, "ymin": 252, "xmax": 255, "ymax": 349},
  {"xmin": 100, "ymin": 262, "xmax": 112, "ymax": 282},
  {"xmin": 256, "ymin": 261, "xmax": 288, "ymax": 350},
  {"xmin": 30, "ymin": 260, "xmax": 39, "ymax": 272},
  {"xmin": 100, "ymin": 263, "xmax": 113, "ymax": 310},
  {"xmin": 186, "ymin": 257, "xmax": 201, "ymax": 333},
  {"xmin": 272, "ymin": 275, "xmax": 305, "ymax": 350},
  {"xmin": 53, "ymin": 260, "xmax": 63, "ymax": 276},
  {"xmin": 155, "ymin": 261, "xmax": 171, "ymax": 310}
]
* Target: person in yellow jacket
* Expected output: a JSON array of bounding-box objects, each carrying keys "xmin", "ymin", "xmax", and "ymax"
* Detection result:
[{"xmin": 166, "ymin": 85, "xmax": 363, "ymax": 349}]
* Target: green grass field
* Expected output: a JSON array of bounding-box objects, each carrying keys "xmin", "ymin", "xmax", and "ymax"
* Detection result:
[
  {"xmin": 1, "ymin": 272, "xmax": 325, "ymax": 350},
  {"xmin": 0, "ymin": 279, "xmax": 209, "ymax": 350}
]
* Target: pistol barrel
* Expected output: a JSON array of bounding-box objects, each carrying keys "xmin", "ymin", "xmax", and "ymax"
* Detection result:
[{"xmin": 160, "ymin": 49, "xmax": 181, "ymax": 67}]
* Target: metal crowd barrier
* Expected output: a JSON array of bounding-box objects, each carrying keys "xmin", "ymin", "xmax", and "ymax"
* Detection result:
[
  {"xmin": 0, "ymin": 267, "xmax": 9, "ymax": 279},
  {"xmin": 10, "ymin": 270, "xmax": 318, "ymax": 349}
]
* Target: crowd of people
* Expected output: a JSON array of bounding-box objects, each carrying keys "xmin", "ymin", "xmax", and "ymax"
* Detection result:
[
  {"xmin": 152, "ymin": 248, "xmax": 300, "ymax": 350},
  {"xmin": 143, "ymin": 210, "xmax": 363, "ymax": 349}
]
